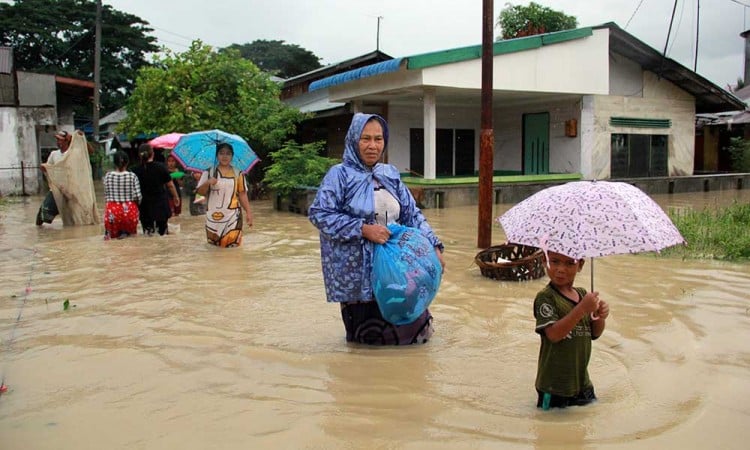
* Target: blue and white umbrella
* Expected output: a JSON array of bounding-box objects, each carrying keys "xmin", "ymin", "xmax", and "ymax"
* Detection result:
[{"xmin": 171, "ymin": 129, "xmax": 259, "ymax": 174}]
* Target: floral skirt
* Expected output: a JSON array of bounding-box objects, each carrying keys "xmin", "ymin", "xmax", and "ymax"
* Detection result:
[
  {"xmin": 104, "ymin": 201, "xmax": 139, "ymax": 239},
  {"xmin": 340, "ymin": 300, "xmax": 433, "ymax": 345}
]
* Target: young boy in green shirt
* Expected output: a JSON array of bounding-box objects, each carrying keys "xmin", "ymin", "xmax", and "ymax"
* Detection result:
[{"xmin": 534, "ymin": 251, "xmax": 610, "ymax": 409}]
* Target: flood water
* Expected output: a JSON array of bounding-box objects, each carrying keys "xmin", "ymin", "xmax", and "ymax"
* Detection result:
[{"xmin": 1, "ymin": 187, "xmax": 749, "ymax": 449}]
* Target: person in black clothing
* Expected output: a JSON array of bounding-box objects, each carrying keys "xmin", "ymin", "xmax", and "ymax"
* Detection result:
[{"xmin": 131, "ymin": 144, "xmax": 180, "ymax": 235}]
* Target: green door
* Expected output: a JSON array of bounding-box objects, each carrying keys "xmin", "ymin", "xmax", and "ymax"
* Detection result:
[{"xmin": 523, "ymin": 112, "xmax": 550, "ymax": 175}]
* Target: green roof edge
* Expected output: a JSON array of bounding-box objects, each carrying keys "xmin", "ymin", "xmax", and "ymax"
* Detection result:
[{"xmin": 406, "ymin": 27, "xmax": 593, "ymax": 70}]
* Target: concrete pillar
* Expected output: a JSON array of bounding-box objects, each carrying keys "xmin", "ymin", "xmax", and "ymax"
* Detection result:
[
  {"xmin": 423, "ymin": 87, "xmax": 437, "ymax": 180},
  {"xmin": 580, "ymin": 95, "xmax": 595, "ymax": 179},
  {"xmin": 351, "ymin": 100, "xmax": 363, "ymax": 114}
]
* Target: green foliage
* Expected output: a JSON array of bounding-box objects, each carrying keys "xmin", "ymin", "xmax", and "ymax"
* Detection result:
[
  {"xmin": 222, "ymin": 39, "xmax": 322, "ymax": 79},
  {"xmin": 664, "ymin": 202, "xmax": 750, "ymax": 260},
  {"xmin": 264, "ymin": 141, "xmax": 337, "ymax": 197},
  {"xmin": 119, "ymin": 42, "xmax": 304, "ymax": 159},
  {"xmin": 727, "ymin": 137, "xmax": 750, "ymax": 172},
  {"xmin": 0, "ymin": 0, "xmax": 159, "ymax": 115},
  {"xmin": 496, "ymin": 2, "xmax": 577, "ymax": 40},
  {"xmin": 87, "ymin": 140, "xmax": 103, "ymax": 163}
]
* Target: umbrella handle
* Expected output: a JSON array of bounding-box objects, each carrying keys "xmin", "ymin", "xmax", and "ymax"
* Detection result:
[{"xmin": 590, "ymin": 257, "xmax": 599, "ymax": 320}]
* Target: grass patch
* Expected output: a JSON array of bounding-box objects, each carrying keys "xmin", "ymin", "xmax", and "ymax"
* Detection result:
[{"xmin": 664, "ymin": 201, "xmax": 750, "ymax": 260}]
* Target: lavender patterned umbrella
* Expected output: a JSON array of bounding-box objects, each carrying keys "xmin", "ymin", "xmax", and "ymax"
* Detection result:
[{"xmin": 496, "ymin": 180, "xmax": 685, "ymax": 288}]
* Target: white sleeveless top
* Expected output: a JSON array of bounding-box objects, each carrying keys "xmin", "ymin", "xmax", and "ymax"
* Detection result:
[{"xmin": 374, "ymin": 181, "xmax": 400, "ymax": 226}]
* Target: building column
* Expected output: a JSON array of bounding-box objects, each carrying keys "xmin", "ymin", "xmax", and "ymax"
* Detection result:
[
  {"xmin": 423, "ymin": 87, "xmax": 437, "ymax": 180},
  {"xmin": 351, "ymin": 100, "xmax": 364, "ymax": 114},
  {"xmin": 580, "ymin": 95, "xmax": 595, "ymax": 179}
]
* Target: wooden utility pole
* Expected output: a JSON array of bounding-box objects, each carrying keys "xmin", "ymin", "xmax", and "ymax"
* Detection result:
[
  {"xmin": 478, "ymin": 0, "xmax": 494, "ymax": 248},
  {"xmin": 694, "ymin": 0, "xmax": 700, "ymax": 72},
  {"xmin": 93, "ymin": 0, "xmax": 102, "ymax": 142}
]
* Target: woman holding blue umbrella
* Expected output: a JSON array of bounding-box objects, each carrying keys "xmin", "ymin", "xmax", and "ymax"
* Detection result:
[{"xmin": 195, "ymin": 143, "xmax": 253, "ymax": 247}]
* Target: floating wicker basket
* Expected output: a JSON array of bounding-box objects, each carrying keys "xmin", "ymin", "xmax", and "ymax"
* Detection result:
[{"xmin": 474, "ymin": 244, "xmax": 546, "ymax": 281}]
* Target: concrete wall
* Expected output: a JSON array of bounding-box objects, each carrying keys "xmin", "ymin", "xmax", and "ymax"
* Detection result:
[
  {"xmin": 584, "ymin": 70, "xmax": 696, "ymax": 179},
  {"xmin": 412, "ymin": 173, "xmax": 750, "ymax": 209},
  {"xmin": 17, "ymin": 72, "xmax": 56, "ymax": 107},
  {"xmin": 0, "ymin": 106, "xmax": 56, "ymax": 195}
]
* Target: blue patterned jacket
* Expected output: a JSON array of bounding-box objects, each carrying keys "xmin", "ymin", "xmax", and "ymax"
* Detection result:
[{"xmin": 308, "ymin": 113, "xmax": 443, "ymax": 303}]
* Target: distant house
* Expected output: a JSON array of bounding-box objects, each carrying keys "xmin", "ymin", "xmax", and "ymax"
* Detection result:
[
  {"xmin": 694, "ymin": 29, "xmax": 750, "ymax": 173},
  {"xmin": 281, "ymin": 50, "xmax": 393, "ymax": 158},
  {"xmin": 0, "ymin": 47, "xmax": 94, "ymax": 195},
  {"xmin": 287, "ymin": 23, "xmax": 743, "ymax": 185}
]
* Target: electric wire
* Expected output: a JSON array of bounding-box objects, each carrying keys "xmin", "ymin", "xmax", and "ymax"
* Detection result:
[{"xmin": 625, "ymin": 0, "xmax": 647, "ymax": 29}]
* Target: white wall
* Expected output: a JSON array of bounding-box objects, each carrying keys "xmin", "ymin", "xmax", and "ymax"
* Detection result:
[
  {"xmin": 609, "ymin": 52, "xmax": 643, "ymax": 97},
  {"xmin": 0, "ymin": 107, "xmax": 56, "ymax": 195},
  {"xmin": 422, "ymin": 30, "xmax": 609, "ymax": 95},
  {"xmin": 388, "ymin": 104, "xmax": 480, "ymax": 172},
  {"xmin": 491, "ymin": 100, "xmax": 581, "ymax": 173}
]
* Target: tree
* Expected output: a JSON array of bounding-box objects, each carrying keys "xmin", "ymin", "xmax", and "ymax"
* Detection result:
[
  {"xmin": 0, "ymin": 0, "xmax": 159, "ymax": 115},
  {"xmin": 119, "ymin": 41, "xmax": 304, "ymax": 160},
  {"xmin": 222, "ymin": 40, "xmax": 322, "ymax": 79},
  {"xmin": 496, "ymin": 2, "xmax": 577, "ymax": 40},
  {"xmin": 264, "ymin": 141, "xmax": 337, "ymax": 196}
]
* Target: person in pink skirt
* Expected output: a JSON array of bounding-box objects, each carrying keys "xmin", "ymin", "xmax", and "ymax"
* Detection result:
[{"xmin": 102, "ymin": 151, "xmax": 142, "ymax": 240}]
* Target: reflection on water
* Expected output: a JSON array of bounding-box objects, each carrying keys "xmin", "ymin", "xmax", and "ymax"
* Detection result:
[{"xmin": 0, "ymin": 189, "xmax": 749, "ymax": 449}]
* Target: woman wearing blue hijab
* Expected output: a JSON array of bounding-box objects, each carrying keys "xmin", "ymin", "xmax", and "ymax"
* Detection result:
[{"xmin": 309, "ymin": 113, "xmax": 445, "ymax": 345}]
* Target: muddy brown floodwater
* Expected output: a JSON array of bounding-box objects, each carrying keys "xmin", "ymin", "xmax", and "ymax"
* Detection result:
[{"xmin": 1, "ymin": 188, "xmax": 749, "ymax": 449}]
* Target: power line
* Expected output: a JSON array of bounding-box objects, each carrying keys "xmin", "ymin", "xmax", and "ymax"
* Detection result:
[
  {"xmin": 625, "ymin": 0, "xmax": 647, "ymax": 29},
  {"xmin": 728, "ymin": 0, "xmax": 750, "ymax": 8},
  {"xmin": 667, "ymin": 0, "xmax": 687, "ymax": 55},
  {"xmin": 150, "ymin": 26, "xmax": 197, "ymax": 43},
  {"xmin": 662, "ymin": 0, "xmax": 679, "ymax": 58}
]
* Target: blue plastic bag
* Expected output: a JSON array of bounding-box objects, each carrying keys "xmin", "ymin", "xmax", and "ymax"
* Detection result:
[{"xmin": 372, "ymin": 224, "xmax": 443, "ymax": 325}]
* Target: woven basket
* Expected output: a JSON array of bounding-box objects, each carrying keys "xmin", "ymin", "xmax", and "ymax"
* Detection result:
[{"xmin": 474, "ymin": 244, "xmax": 546, "ymax": 281}]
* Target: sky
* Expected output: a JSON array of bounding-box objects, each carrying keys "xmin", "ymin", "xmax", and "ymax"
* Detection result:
[{"xmin": 103, "ymin": 0, "xmax": 750, "ymax": 90}]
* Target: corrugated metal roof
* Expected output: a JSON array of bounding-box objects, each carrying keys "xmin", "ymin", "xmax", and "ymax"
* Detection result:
[
  {"xmin": 309, "ymin": 58, "xmax": 403, "ymax": 92},
  {"xmin": 284, "ymin": 50, "xmax": 393, "ymax": 87},
  {"xmin": 100, "ymin": 107, "xmax": 127, "ymax": 125},
  {"xmin": 284, "ymin": 87, "xmax": 346, "ymax": 113}
]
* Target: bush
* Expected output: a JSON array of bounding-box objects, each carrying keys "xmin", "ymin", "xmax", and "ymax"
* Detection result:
[
  {"xmin": 664, "ymin": 201, "xmax": 750, "ymax": 260},
  {"xmin": 264, "ymin": 140, "xmax": 337, "ymax": 197},
  {"xmin": 727, "ymin": 137, "xmax": 750, "ymax": 172}
]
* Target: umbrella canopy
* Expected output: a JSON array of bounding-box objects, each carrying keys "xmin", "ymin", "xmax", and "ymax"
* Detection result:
[
  {"xmin": 496, "ymin": 180, "xmax": 685, "ymax": 261},
  {"xmin": 171, "ymin": 129, "xmax": 259, "ymax": 174},
  {"xmin": 148, "ymin": 132, "xmax": 184, "ymax": 150}
]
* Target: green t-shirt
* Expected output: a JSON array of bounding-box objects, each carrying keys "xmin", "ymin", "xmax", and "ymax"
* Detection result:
[{"xmin": 534, "ymin": 284, "xmax": 594, "ymax": 397}]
